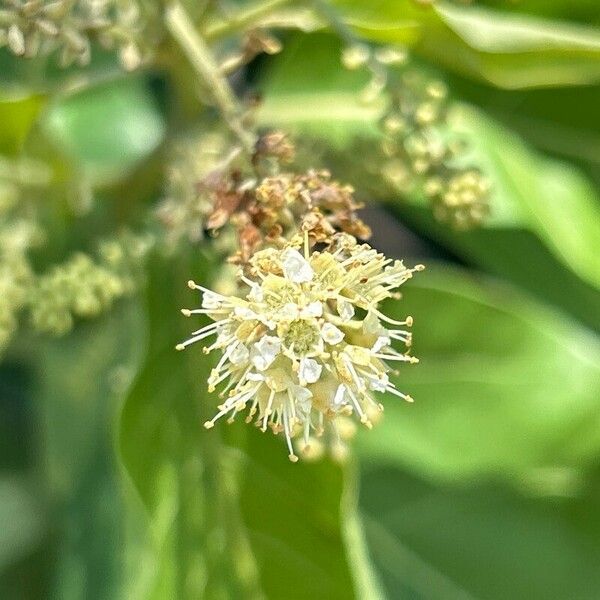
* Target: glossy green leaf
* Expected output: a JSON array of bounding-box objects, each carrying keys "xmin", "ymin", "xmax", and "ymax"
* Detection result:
[
  {"xmin": 391, "ymin": 204, "xmax": 600, "ymax": 333},
  {"xmin": 443, "ymin": 105, "xmax": 600, "ymax": 291},
  {"xmin": 259, "ymin": 34, "xmax": 600, "ymax": 294},
  {"xmin": 356, "ymin": 265, "xmax": 600, "ymax": 483},
  {"xmin": 332, "ymin": 0, "xmax": 600, "ymax": 88},
  {"xmin": 43, "ymin": 77, "xmax": 165, "ymax": 186},
  {"xmin": 259, "ymin": 34, "xmax": 381, "ymax": 146},
  {"xmin": 361, "ymin": 467, "xmax": 600, "ymax": 600}
]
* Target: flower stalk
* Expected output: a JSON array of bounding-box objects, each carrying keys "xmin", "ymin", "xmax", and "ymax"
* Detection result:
[{"xmin": 165, "ymin": 0, "xmax": 256, "ymax": 154}]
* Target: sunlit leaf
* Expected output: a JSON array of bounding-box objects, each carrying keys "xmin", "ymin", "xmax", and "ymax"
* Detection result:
[
  {"xmin": 0, "ymin": 93, "xmax": 45, "ymax": 155},
  {"xmin": 34, "ymin": 301, "xmax": 145, "ymax": 598},
  {"xmin": 332, "ymin": 0, "xmax": 600, "ymax": 88},
  {"xmin": 361, "ymin": 467, "xmax": 600, "ymax": 600},
  {"xmin": 356, "ymin": 265, "xmax": 600, "ymax": 482}
]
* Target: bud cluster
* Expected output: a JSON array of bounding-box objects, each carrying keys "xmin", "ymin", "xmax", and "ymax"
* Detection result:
[
  {"xmin": 29, "ymin": 231, "xmax": 151, "ymax": 335},
  {"xmin": 0, "ymin": 0, "xmax": 148, "ymax": 70},
  {"xmin": 339, "ymin": 38, "xmax": 491, "ymax": 228},
  {"xmin": 379, "ymin": 72, "xmax": 490, "ymax": 228}
]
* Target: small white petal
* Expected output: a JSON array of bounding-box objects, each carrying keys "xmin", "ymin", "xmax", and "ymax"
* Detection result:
[
  {"xmin": 301, "ymin": 301, "xmax": 323, "ymax": 318},
  {"xmin": 337, "ymin": 299, "xmax": 355, "ymax": 322},
  {"xmin": 333, "ymin": 384, "xmax": 347, "ymax": 407},
  {"xmin": 280, "ymin": 303, "xmax": 300, "ymax": 319},
  {"xmin": 202, "ymin": 291, "xmax": 223, "ymax": 309},
  {"xmin": 235, "ymin": 306, "xmax": 259, "ymax": 320},
  {"xmin": 363, "ymin": 311, "xmax": 381, "ymax": 334},
  {"xmin": 252, "ymin": 336, "xmax": 281, "ymax": 370},
  {"xmin": 371, "ymin": 335, "xmax": 391, "ymax": 353},
  {"xmin": 247, "ymin": 283, "xmax": 263, "ymax": 301},
  {"xmin": 230, "ymin": 343, "xmax": 249, "ymax": 365},
  {"xmin": 299, "ymin": 357, "xmax": 322, "ymax": 384},
  {"xmin": 368, "ymin": 372, "xmax": 389, "ymax": 392},
  {"xmin": 321, "ymin": 322, "xmax": 345, "ymax": 345},
  {"xmin": 246, "ymin": 372, "xmax": 265, "ymax": 382},
  {"xmin": 282, "ymin": 248, "xmax": 314, "ymax": 283},
  {"xmin": 289, "ymin": 384, "xmax": 313, "ymax": 413}
]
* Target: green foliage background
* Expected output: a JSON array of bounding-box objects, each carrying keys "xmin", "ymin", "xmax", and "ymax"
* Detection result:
[{"xmin": 2, "ymin": 1, "xmax": 600, "ymax": 599}]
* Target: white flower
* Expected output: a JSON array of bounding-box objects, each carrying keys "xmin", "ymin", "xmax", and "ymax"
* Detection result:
[
  {"xmin": 178, "ymin": 235, "xmax": 423, "ymax": 462},
  {"xmin": 301, "ymin": 301, "xmax": 323, "ymax": 318},
  {"xmin": 201, "ymin": 290, "xmax": 223, "ymax": 309},
  {"xmin": 371, "ymin": 335, "xmax": 391, "ymax": 353},
  {"xmin": 230, "ymin": 343, "xmax": 249, "ymax": 365},
  {"xmin": 281, "ymin": 248, "xmax": 314, "ymax": 283}
]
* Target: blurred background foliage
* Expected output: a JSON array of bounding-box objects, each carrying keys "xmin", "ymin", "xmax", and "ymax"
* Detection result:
[{"xmin": 1, "ymin": 0, "xmax": 600, "ymax": 599}]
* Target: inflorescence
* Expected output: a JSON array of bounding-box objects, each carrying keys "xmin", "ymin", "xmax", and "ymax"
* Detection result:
[
  {"xmin": 178, "ymin": 232, "xmax": 423, "ymax": 462},
  {"xmin": 0, "ymin": 0, "xmax": 149, "ymax": 69}
]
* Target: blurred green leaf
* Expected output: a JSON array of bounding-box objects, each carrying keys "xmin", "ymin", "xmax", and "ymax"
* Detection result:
[
  {"xmin": 235, "ymin": 435, "xmax": 381, "ymax": 600},
  {"xmin": 42, "ymin": 77, "xmax": 165, "ymax": 186},
  {"xmin": 258, "ymin": 34, "xmax": 381, "ymax": 146},
  {"xmin": 332, "ymin": 0, "xmax": 600, "ymax": 88},
  {"xmin": 356, "ymin": 265, "xmax": 600, "ymax": 482},
  {"xmin": 442, "ymin": 105, "xmax": 600, "ymax": 291},
  {"xmin": 0, "ymin": 93, "xmax": 45, "ymax": 155},
  {"xmin": 260, "ymin": 34, "xmax": 600, "ymax": 295},
  {"xmin": 0, "ymin": 478, "xmax": 44, "ymax": 572},
  {"xmin": 360, "ymin": 467, "xmax": 600, "ymax": 600},
  {"xmin": 35, "ymin": 301, "xmax": 145, "ymax": 598},
  {"xmin": 392, "ymin": 205, "xmax": 600, "ymax": 332},
  {"xmin": 119, "ymin": 255, "xmax": 373, "ymax": 599}
]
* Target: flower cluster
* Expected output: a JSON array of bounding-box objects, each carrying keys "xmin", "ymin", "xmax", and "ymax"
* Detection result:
[
  {"xmin": 0, "ymin": 0, "xmax": 148, "ymax": 70},
  {"xmin": 178, "ymin": 233, "xmax": 423, "ymax": 462}
]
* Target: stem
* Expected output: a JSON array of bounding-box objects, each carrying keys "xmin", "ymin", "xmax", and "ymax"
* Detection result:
[
  {"xmin": 203, "ymin": 0, "xmax": 293, "ymax": 40},
  {"xmin": 165, "ymin": 1, "xmax": 256, "ymax": 154}
]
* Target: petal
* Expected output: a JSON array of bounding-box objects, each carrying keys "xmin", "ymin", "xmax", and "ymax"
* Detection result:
[
  {"xmin": 321, "ymin": 322, "xmax": 345, "ymax": 345},
  {"xmin": 282, "ymin": 248, "xmax": 314, "ymax": 283},
  {"xmin": 299, "ymin": 357, "xmax": 322, "ymax": 384},
  {"xmin": 337, "ymin": 298, "xmax": 355, "ymax": 321}
]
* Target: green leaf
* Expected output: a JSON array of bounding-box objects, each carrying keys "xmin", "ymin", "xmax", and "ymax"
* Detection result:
[
  {"xmin": 442, "ymin": 105, "xmax": 600, "ymax": 291},
  {"xmin": 356, "ymin": 265, "xmax": 600, "ymax": 483},
  {"xmin": 332, "ymin": 0, "xmax": 600, "ymax": 88},
  {"xmin": 259, "ymin": 34, "xmax": 600, "ymax": 296},
  {"xmin": 34, "ymin": 301, "xmax": 145, "ymax": 598},
  {"xmin": 235, "ymin": 435, "xmax": 382, "ymax": 600},
  {"xmin": 258, "ymin": 34, "xmax": 382, "ymax": 146},
  {"xmin": 0, "ymin": 478, "xmax": 44, "ymax": 572},
  {"xmin": 361, "ymin": 466, "xmax": 600, "ymax": 600},
  {"xmin": 42, "ymin": 77, "xmax": 165, "ymax": 186},
  {"xmin": 119, "ymin": 255, "xmax": 374, "ymax": 599},
  {"xmin": 0, "ymin": 93, "xmax": 45, "ymax": 155},
  {"xmin": 391, "ymin": 204, "xmax": 600, "ymax": 333}
]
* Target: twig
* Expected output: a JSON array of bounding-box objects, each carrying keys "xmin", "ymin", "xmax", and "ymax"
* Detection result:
[{"xmin": 165, "ymin": 0, "xmax": 256, "ymax": 154}]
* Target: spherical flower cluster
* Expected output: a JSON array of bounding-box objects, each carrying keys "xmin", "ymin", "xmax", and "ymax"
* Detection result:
[{"xmin": 177, "ymin": 233, "xmax": 423, "ymax": 462}]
